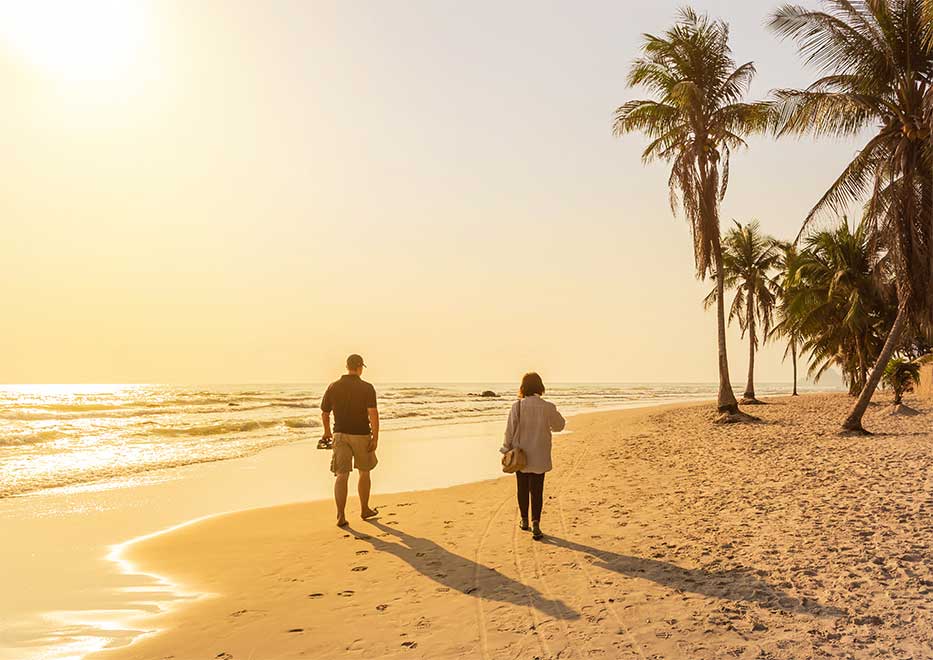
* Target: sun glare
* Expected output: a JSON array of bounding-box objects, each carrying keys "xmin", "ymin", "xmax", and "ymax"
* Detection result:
[{"xmin": 0, "ymin": 1, "xmax": 151, "ymax": 84}]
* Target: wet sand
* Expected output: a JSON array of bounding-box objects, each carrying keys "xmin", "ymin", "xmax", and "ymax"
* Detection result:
[
  {"xmin": 1, "ymin": 420, "xmax": 508, "ymax": 660},
  {"xmin": 89, "ymin": 394, "xmax": 933, "ymax": 659}
]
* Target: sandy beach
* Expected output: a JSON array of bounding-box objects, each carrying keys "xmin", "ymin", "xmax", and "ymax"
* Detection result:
[{"xmin": 89, "ymin": 394, "xmax": 932, "ymax": 660}]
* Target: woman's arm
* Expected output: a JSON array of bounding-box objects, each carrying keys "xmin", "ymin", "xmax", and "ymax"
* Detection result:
[
  {"xmin": 549, "ymin": 404, "xmax": 566, "ymax": 432},
  {"xmin": 500, "ymin": 401, "xmax": 519, "ymax": 454}
]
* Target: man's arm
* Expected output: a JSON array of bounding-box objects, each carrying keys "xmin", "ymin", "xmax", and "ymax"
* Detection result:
[
  {"xmin": 320, "ymin": 385, "xmax": 333, "ymax": 439},
  {"xmin": 322, "ymin": 410, "xmax": 333, "ymax": 439},
  {"xmin": 367, "ymin": 408, "xmax": 379, "ymax": 452}
]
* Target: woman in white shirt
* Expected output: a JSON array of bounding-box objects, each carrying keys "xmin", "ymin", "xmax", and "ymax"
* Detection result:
[{"xmin": 501, "ymin": 372, "xmax": 566, "ymax": 540}]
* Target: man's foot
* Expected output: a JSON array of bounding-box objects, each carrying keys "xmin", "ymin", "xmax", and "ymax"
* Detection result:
[
  {"xmin": 337, "ymin": 518, "xmax": 349, "ymax": 528},
  {"xmin": 519, "ymin": 519, "xmax": 530, "ymax": 531},
  {"xmin": 361, "ymin": 507, "xmax": 379, "ymax": 520},
  {"xmin": 532, "ymin": 522, "xmax": 543, "ymax": 541}
]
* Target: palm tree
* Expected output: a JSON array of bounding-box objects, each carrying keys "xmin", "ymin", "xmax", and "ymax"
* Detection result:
[
  {"xmin": 613, "ymin": 8, "xmax": 772, "ymax": 416},
  {"xmin": 704, "ymin": 221, "xmax": 781, "ymax": 403},
  {"xmin": 783, "ymin": 219, "xmax": 892, "ymax": 396},
  {"xmin": 770, "ymin": 241, "xmax": 806, "ymax": 396},
  {"xmin": 882, "ymin": 357, "xmax": 921, "ymax": 405},
  {"xmin": 769, "ymin": 0, "xmax": 933, "ymax": 433}
]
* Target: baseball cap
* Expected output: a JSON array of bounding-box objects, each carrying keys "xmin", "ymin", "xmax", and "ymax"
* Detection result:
[{"xmin": 346, "ymin": 354, "xmax": 366, "ymax": 369}]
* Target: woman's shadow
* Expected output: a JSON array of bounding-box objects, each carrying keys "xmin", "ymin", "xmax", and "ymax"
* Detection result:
[
  {"xmin": 541, "ymin": 535, "xmax": 844, "ymax": 617},
  {"xmin": 345, "ymin": 519, "xmax": 579, "ymax": 621}
]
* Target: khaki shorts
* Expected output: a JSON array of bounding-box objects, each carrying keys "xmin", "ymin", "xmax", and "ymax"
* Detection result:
[{"xmin": 331, "ymin": 432, "xmax": 378, "ymax": 474}]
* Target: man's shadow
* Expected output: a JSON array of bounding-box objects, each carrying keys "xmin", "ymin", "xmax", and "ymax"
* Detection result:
[
  {"xmin": 345, "ymin": 520, "xmax": 579, "ymax": 621},
  {"xmin": 541, "ymin": 535, "xmax": 844, "ymax": 617}
]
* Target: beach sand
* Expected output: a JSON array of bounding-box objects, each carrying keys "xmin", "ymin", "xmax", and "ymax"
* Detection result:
[{"xmin": 91, "ymin": 394, "xmax": 933, "ymax": 659}]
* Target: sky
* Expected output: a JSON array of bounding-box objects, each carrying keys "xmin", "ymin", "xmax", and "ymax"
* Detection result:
[{"xmin": 0, "ymin": 0, "xmax": 860, "ymax": 384}]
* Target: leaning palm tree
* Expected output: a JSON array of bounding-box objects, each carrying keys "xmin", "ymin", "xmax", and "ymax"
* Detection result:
[
  {"xmin": 613, "ymin": 8, "xmax": 772, "ymax": 416},
  {"xmin": 704, "ymin": 220, "xmax": 781, "ymax": 403},
  {"xmin": 770, "ymin": 241, "xmax": 806, "ymax": 395},
  {"xmin": 770, "ymin": 1, "xmax": 933, "ymax": 433}
]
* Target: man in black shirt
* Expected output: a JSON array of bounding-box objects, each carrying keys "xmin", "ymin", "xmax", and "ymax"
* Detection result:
[{"xmin": 321, "ymin": 354, "xmax": 379, "ymax": 527}]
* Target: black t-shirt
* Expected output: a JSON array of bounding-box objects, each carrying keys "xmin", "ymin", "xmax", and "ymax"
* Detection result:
[{"xmin": 320, "ymin": 375, "xmax": 377, "ymax": 435}]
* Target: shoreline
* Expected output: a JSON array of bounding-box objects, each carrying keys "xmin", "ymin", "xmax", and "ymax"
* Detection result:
[
  {"xmin": 88, "ymin": 392, "xmax": 933, "ymax": 660},
  {"xmin": 6, "ymin": 397, "xmax": 706, "ymax": 660}
]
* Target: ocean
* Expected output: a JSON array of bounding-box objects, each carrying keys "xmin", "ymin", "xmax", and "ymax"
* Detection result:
[{"xmin": 0, "ymin": 382, "xmax": 828, "ymax": 499}]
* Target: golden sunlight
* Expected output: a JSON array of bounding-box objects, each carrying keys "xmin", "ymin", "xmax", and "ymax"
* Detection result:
[{"xmin": 0, "ymin": 1, "xmax": 151, "ymax": 83}]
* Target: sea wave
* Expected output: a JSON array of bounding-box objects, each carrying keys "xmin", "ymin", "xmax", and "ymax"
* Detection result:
[
  {"xmin": 284, "ymin": 419, "xmax": 318, "ymax": 429},
  {"xmin": 146, "ymin": 420, "xmax": 283, "ymax": 437},
  {"xmin": 0, "ymin": 429, "xmax": 69, "ymax": 447}
]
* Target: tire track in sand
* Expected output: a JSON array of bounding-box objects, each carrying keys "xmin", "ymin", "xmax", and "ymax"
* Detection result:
[
  {"xmin": 526, "ymin": 506, "xmax": 589, "ymax": 658},
  {"xmin": 474, "ymin": 490, "xmax": 548, "ymax": 660},
  {"xmin": 511, "ymin": 499, "xmax": 554, "ymax": 658},
  {"xmin": 473, "ymin": 492, "xmax": 509, "ymax": 660},
  {"xmin": 555, "ymin": 439, "xmax": 649, "ymax": 660}
]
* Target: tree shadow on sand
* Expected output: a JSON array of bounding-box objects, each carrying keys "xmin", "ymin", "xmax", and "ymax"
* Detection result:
[
  {"xmin": 345, "ymin": 520, "xmax": 579, "ymax": 621},
  {"xmin": 542, "ymin": 535, "xmax": 845, "ymax": 618}
]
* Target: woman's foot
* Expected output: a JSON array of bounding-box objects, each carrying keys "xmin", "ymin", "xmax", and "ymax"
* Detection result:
[
  {"xmin": 361, "ymin": 507, "xmax": 379, "ymax": 520},
  {"xmin": 532, "ymin": 522, "xmax": 543, "ymax": 541},
  {"xmin": 519, "ymin": 518, "xmax": 530, "ymax": 531},
  {"xmin": 337, "ymin": 517, "xmax": 349, "ymax": 528}
]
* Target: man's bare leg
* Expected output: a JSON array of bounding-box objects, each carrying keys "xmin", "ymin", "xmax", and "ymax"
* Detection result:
[
  {"xmin": 334, "ymin": 472, "xmax": 350, "ymax": 526},
  {"xmin": 358, "ymin": 469, "xmax": 377, "ymax": 519}
]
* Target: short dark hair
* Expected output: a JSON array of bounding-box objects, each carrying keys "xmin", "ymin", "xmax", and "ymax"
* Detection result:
[{"xmin": 519, "ymin": 372, "xmax": 545, "ymax": 398}]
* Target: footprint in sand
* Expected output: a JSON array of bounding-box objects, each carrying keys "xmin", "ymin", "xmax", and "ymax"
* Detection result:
[
  {"xmin": 352, "ymin": 566, "xmax": 368, "ymax": 572},
  {"xmin": 230, "ymin": 610, "xmax": 248, "ymax": 617},
  {"xmin": 287, "ymin": 628, "xmax": 303, "ymax": 634},
  {"xmin": 338, "ymin": 590, "xmax": 355, "ymax": 597},
  {"xmin": 216, "ymin": 654, "xmax": 233, "ymax": 660},
  {"xmin": 355, "ymin": 550, "xmax": 369, "ymax": 556},
  {"xmin": 308, "ymin": 593, "xmax": 324, "ymax": 599},
  {"xmin": 401, "ymin": 641, "xmax": 418, "ymax": 649},
  {"xmin": 376, "ymin": 604, "xmax": 389, "ymax": 611}
]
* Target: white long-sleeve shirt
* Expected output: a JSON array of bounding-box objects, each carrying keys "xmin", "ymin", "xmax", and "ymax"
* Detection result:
[{"xmin": 499, "ymin": 394, "xmax": 566, "ymax": 474}]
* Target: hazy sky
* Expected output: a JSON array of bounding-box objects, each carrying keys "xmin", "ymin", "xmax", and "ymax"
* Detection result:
[{"xmin": 0, "ymin": 1, "xmax": 859, "ymax": 384}]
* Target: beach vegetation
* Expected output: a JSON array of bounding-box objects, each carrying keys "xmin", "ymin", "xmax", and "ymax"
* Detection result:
[
  {"xmin": 613, "ymin": 8, "xmax": 772, "ymax": 418},
  {"xmin": 769, "ymin": 0, "xmax": 933, "ymax": 432},
  {"xmin": 704, "ymin": 220, "xmax": 782, "ymax": 403},
  {"xmin": 882, "ymin": 357, "xmax": 921, "ymax": 405}
]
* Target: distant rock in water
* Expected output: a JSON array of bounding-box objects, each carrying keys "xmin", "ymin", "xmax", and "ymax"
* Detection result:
[{"xmin": 480, "ymin": 390, "xmax": 499, "ymax": 398}]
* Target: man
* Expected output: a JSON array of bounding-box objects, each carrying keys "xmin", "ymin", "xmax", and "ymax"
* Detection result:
[{"xmin": 321, "ymin": 354, "xmax": 379, "ymax": 527}]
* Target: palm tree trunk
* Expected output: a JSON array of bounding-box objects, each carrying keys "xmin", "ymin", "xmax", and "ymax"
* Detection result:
[
  {"xmin": 791, "ymin": 339, "xmax": 798, "ymax": 396},
  {"xmin": 841, "ymin": 302, "xmax": 909, "ymax": 433},
  {"xmin": 743, "ymin": 292, "xmax": 756, "ymax": 401},
  {"xmin": 713, "ymin": 240, "xmax": 739, "ymax": 414}
]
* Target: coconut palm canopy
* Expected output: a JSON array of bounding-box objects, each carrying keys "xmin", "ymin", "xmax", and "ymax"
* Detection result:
[
  {"xmin": 784, "ymin": 219, "xmax": 894, "ymax": 393},
  {"xmin": 705, "ymin": 221, "xmax": 782, "ymax": 347},
  {"xmin": 613, "ymin": 8, "xmax": 773, "ymax": 279}
]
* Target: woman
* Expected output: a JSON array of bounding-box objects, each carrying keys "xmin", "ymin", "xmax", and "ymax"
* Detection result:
[{"xmin": 500, "ymin": 372, "xmax": 566, "ymax": 540}]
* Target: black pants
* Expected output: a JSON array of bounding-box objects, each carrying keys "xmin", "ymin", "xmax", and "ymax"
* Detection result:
[{"xmin": 516, "ymin": 471, "xmax": 545, "ymax": 522}]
